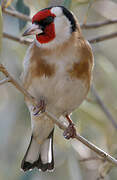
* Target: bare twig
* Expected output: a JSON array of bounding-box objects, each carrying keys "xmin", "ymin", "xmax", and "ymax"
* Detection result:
[
  {"xmin": 3, "ymin": 32, "xmax": 32, "ymax": 45},
  {"xmin": 2, "ymin": 8, "xmax": 117, "ymax": 29},
  {"xmin": 79, "ymin": 156, "xmax": 101, "ymax": 162},
  {"xmin": 0, "ymin": 77, "xmax": 10, "ymax": 85},
  {"xmin": 91, "ymin": 85, "xmax": 117, "ymax": 129},
  {"xmin": 81, "ymin": 20, "xmax": 117, "ymax": 29},
  {"xmin": 2, "ymin": 7, "xmax": 117, "ymax": 45},
  {"xmin": 97, "ymin": 162, "xmax": 113, "ymax": 180},
  {"xmin": 3, "ymin": 31, "xmax": 117, "ymax": 46},
  {"xmin": 89, "ymin": 32, "xmax": 117, "ymax": 44},
  {"xmin": 0, "ymin": 64, "xmax": 117, "ymax": 166},
  {"xmin": 82, "ymin": 0, "xmax": 98, "ymax": 26},
  {"xmin": 2, "ymin": 8, "xmax": 31, "ymax": 22}
]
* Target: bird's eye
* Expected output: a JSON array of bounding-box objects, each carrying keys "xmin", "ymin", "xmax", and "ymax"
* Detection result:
[
  {"xmin": 40, "ymin": 16, "xmax": 54, "ymax": 26},
  {"xmin": 35, "ymin": 16, "xmax": 54, "ymax": 28}
]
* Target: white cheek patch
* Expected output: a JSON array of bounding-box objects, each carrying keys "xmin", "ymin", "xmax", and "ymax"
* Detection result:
[
  {"xmin": 54, "ymin": 15, "xmax": 71, "ymax": 40},
  {"xmin": 51, "ymin": 7, "xmax": 62, "ymax": 16}
]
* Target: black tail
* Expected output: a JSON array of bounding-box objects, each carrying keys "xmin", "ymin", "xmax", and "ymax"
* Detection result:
[{"xmin": 21, "ymin": 129, "xmax": 54, "ymax": 172}]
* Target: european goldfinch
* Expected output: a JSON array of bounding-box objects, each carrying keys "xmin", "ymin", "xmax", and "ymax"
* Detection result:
[{"xmin": 21, "ymin": 6, "xmax": 94, "ymax": 172}]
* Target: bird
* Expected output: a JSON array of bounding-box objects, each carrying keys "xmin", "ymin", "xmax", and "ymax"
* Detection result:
[{"xmin": 21, "ymin": 6, "xmax": 94, "ymax": 172}]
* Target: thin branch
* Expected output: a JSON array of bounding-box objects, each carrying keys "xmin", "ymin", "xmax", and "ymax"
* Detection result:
[
  {"xmin": 2, "ymin": 8, "xmax": 117, "ymax": 44},
  {"xmin": 89, "ymin": 32, "xmax": 117, "ymax": 44},
  {"xmin": 82, "ymin": 0, "xmax": 94, "ymax": 25},
  {"xmin": 2, "ymin": 8, "xmax": 117, "ymax": 29},
  {"xmin": 2, "ymin": 8, "xmax": 31, "ymax": 22},
  {"xmin": 3, "ymin": 31, "xmax": 117, "ymax": 46},
  {"xmin": 0, "ymin": 64, "xmax": 117, "ymax": 166},
  {"xmin": 0, "ymin": 77, "xmax": 10, "ymax": 85},
  {"xmin": 3, "ymin": 32, "xmax": 32, "ymax": 45},
  {"xmin": 81, "ymin": 20, "xmax": 117, "ymax": 29},
  {"xmin": 79, "ymin": 156, "xmax": 102, "ymax": 162},
  {"xmin": 97, "ymin": 162, "xmax": 113, "ymax": 180},
  {"xmin": 91, "ymin": 85, "xmax": 117, "ymax": 129},
  {"xmin": 9, "ymin": 4, "xmax": 16, "ymax": 11}
]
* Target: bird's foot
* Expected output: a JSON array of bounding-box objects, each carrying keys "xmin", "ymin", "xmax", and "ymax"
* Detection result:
[
  {"xmin": 32, "ymin": 99, "xmax": 46, "ymax": 116},
  {"xmin": 63, "ymin": 115, "xmax": 76, "ymax": 139}
]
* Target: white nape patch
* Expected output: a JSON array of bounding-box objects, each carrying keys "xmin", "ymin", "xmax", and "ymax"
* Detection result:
[
  {"xmin": 51, "ymin": 7, "xmax": 62, "ymax": 16},
  {"xmin": 35, "ymin": 14, "xmax": 71, "ymax": 49}
]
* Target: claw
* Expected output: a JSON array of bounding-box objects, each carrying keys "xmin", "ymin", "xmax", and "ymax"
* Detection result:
[
  {"xmin": 63, "ymin": 123, "xmax": 76, "ymax": 139},
  {"xmin": 63, "ymin": 115, "xmax": 76, "ymax": 139},
  {"xmin": 32, "ymin": 99, "xmax": 46, "ymax": 116}
]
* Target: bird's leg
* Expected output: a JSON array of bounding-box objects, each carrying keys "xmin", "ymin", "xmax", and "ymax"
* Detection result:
[
  {"xmin": 32, "ymin": 98, "xmax": 46, "ymax": 116},
  {"xmin": 63, "ymin": 115, "xmax": 76, "ymax": 139}
]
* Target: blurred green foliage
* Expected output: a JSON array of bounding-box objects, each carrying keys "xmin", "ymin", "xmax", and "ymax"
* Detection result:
[{"xmin": 16, "ymin": 0, "xmax": 30, "ymax": 30}]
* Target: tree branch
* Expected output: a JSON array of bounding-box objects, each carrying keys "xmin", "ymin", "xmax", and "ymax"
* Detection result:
[
  {"xmin": 0, "ymin": 64, "xmax": 117, "ymax": 166},
  {"xmin": 81, "ymin": 20, "xmax": 117, "ymax": 29},
  {"xmin": 89, "ymin": 32, "xmax": 117, "ymax": 44},
  {"xmin": 2, "ymin": 8, "xmax": 31, "ymax": 22},
  {"xmin": 2, "ymin": 8, "xmax": 117, "ymax": 44},
  {"xmin": 2, "ymin": 8, "xmax": 117, "ymax": 29},
  {"xmin": 0, "ymin": 77, "xmax": 10, "ymax": 85},
  {"xmin": 3, "ymin": 32, "xmax": 32, "ymax": 45},
  {"xmin": 3, "ymin": 31, "xmax": 117, "ymax": 46},
  {"xmin": 79, "ymin": 156, "xmax": 102, "ymax": 162}
]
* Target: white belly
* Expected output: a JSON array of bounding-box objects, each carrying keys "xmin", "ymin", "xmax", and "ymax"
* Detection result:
[{"xmin": 28, "ymin": 72, "xmax": 88, "ymax": 117}]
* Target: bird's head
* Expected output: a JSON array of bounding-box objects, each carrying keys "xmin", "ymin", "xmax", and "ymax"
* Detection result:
[{"xmin": 23, "ymin": 6, "xmax": 77, "ymax": 48}]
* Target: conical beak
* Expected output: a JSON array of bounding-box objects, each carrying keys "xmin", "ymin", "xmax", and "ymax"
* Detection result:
[{"xmin": 22, "ymin": 24, "xmax": 43, "ymax": 36}]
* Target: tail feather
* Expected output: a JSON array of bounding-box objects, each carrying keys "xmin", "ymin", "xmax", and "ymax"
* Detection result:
[{"xmin": 21, "ymin": 129, "xmax": 54, "ymax": 172}]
